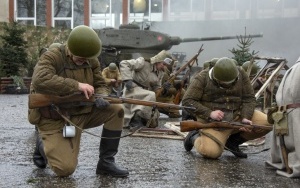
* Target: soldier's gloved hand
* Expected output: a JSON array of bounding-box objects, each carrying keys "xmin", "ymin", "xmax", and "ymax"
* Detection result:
[
  {"xmin": 162, "ymin": 82, "xmax": 171, "ymax": 95},
  {"xmin": 124, "ymin": 80, "xmax": 133, "ymax": 91},
  {"xmin": 163, "ymin": 82, "xmax": 171, "ymax": 91},
  {"xmin": 95, "ymin": 97, "xmax": 110, "ymax": 109}
]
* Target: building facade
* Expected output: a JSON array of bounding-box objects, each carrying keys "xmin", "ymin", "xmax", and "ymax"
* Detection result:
[{"xmin": 0, "ymin": 0, "xmax": 299, "ymax": 29}]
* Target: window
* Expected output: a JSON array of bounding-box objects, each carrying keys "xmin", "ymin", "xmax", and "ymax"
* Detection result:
[
  {"xmin": 15, "ymin": 0, "xmax": 36, "ymax": 25},
  {"xmin": 90, "ymin": 0, "xmax": 113, "ymax": 29},
  {"xmin": 212, "ymin": 0, "xmax": 235, "ymax": 11},
  {"xmin": 170, "ymin": 0, "xmax": 191, "ymax": 13}
]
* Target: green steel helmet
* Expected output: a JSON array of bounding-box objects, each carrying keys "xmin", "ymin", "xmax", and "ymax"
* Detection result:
[
  {"xmin": 67, "ymin": 25, "xmax": 102, "ymax": 59},
  {"xmin": 242, "ymin": 61, "xmax": 260, "ymax": 76},
  {"xmin": 108, "ymin": 62, "xmax": 117, "ymax": 71},
  {"xmin": 213, "ymin": 57, "xmax": 239, "ymax": 83},
  {"xmin": 49, "ymin": 43, "xmax": 61, "ymax": 50},
  {"xmin": 203, "ymin": 58, "xmax": 218, "ymax": 69}
]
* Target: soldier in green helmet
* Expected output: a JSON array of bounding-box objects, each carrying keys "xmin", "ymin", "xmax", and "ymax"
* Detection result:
[
  {"xmin": 101, "ymin": 62, "xmax": 122, "ymax": 96},
  {"xmin": 203, "ymin": 58, "xmax": 219, "ymax": 70},
  {"xmin": 182, "ymin": 57, "xmax": 271, "ymax": 159},
  {"xmin": 28, "ymin": 25, "xmax": 129, "ymax": 177},
  {"xmin": 242, "ymin": 61, "xmax": 260, "ymax": 76}
]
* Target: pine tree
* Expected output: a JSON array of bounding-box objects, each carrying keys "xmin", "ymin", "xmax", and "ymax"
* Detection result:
[
  {"xmin": 0, "ymin": 22, "xmax": 28, "ymax": 77},
  {"xmin": 229, "ymin": 28, "xmax": 259, "ymax": 66}
]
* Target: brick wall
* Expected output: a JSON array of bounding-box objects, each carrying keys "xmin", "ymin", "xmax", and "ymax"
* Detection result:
[{"xmin": 0, "ymin": 77, "xmax": 31, "ymax": 94}]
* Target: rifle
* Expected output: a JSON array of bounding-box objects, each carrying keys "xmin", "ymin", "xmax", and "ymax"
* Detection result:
[
  {"xmin": 156, "ymin": 45, "xmax": 204, "ymax": 98},
  {"xmin": 28, "ymin": 93, "xmax": 196, "ymax": 111},
  {"xmin": 180, "ymin": 120, "xmax": 273, "ymax": 132}
]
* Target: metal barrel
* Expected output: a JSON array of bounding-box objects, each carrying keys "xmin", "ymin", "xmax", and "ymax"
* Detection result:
[{"xmin": 180, "ymin": 34, "xmax": 263, "ymax": 43}]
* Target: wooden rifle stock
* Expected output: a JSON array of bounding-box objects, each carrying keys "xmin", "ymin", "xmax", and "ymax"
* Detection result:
[
  {"xmin": 156, "ymin": 45, "xmax": 204, "ymax": 98},
  {"xmin": 180, "ymin": 121, "xmax": 273, "ymax": 132},
  {"xmin": 28, "ymin": 93, "xmax": 196, "ymax": 111},
  {"xmin": 28, "ymin": 93, "xmax": 95, "ymax": 109}
]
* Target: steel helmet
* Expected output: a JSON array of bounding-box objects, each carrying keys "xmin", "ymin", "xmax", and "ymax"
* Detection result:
[
  {"xmin": 109, "ymin": 63, "xmax": 117, "ymax": 71},
  {"xmin": 67, "ymin": 25, "xmax": 102, "ymax": 59},
  {"xmin": 203, "ymin": 58, "xmax": 219, "ymax": 69},
  {"xmin": 242, "ymin": 61, "xmax": 260, "ymax": 76},
  {"xmin": 213, "ymin": 57, "xmax": 239, "ymax": 83}
]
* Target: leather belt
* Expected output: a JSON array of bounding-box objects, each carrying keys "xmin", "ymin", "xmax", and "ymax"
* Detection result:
[
  {"xmin": 279, "ymin": 103, "xmax": 300, "ymax": 110},
  {"xmin": 286, "ymin": 103, "xmax": 300, "ymax": 109},
  {"xmin": 133, "ymin": 80, "xmax": 147, "ymax": 89}
]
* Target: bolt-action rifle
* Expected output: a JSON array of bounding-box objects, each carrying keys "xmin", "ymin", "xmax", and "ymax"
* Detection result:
[
  {"xmin": 180, "ymin": 120, "xmax": 273, "ymax": 132},
  {"xmin": 156, "ymin": 45, "xmax": 204, "ymax": 98},
  {"xmin": 28, "ymin": 93, "xmax": 196, "ymax": 111}
]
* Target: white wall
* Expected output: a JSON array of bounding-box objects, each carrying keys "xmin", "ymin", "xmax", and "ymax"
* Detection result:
[
  {"xmin": 153, "ymin": 17, "xmax": 300, "ymax": 67},
  {"xmin": 0, "ymin": 1, "xmax": 9, "ymax": 22}
]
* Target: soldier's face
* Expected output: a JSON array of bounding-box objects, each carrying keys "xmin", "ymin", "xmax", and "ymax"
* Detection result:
[
  {"xmin": 156, "ymin": 62, "xmax": 166, "ymax": 71},
  {"xmin": 72, "ymin": 55, "xmax": 88, "ymax": 65}
]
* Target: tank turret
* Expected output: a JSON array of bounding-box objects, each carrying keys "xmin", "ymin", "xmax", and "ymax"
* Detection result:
[{"xmin": 96, "ymin": 24, "xmax": 263, "ymax": 68}]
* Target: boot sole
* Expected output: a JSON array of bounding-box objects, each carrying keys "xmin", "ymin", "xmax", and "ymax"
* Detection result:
[{"xmin": 97, "ymin": 170, "xmax": 129, "ymax": 177}]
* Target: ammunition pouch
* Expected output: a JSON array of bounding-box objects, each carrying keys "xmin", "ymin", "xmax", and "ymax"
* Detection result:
[
  {"xmin": 28, "ymin": 108, "xmax": 41, "ymax": 125},
  {"xmin": 272, "ymin": 106, "xmax": 288, "ymax": 136},
  {"xmin": 39, "ymin": 106, "xmax": 66, "ymax": 120},
  {"xmin": 267, "ymin": 106, "xmax": 278, "ymax": 124}
]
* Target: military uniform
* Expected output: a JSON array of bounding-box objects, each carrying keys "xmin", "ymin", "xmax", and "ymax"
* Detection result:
[
  {"xmin": 156, "ymin": 66, "xmax": 183, "ymax": 118},
  {"xmin": 266, "ymin": 58, "xmax": 300, "ymax": 178},
  {"xmin": 101, "ymin": 65, "xmax": 122, "ymax": 95},
  {"xmin": 182, "ymin": 66, "xmax": 271, "ymax": 159},
  {"xmin": 28, "ymin": 44, "xmax": 126, "ymax": 176},
  {"xmin": 119, "ymin": 56, "xmax": 164, "ymax": 127}
]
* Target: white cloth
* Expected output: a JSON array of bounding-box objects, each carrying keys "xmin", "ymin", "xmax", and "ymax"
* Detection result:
[{"xmin": 266, "ymin": 57, "xmax": 300, "ymax": 178}]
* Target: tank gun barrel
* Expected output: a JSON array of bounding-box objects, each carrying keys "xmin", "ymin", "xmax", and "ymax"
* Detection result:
[{"xmin": 180, "ymin": 34, "xmax": 263, "ymax": 43}]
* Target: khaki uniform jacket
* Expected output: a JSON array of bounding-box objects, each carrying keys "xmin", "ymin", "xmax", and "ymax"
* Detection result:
[
  {"xmin": 29, "ymin": 44, "xmax": 109, "ymax": 123},
  {"xmin": 101, "ymin": 66, "xmax": 122, "ymax": 84},
  {"xmin": 182, "ymin": 67, "xmax": 256, "ymax": 121}
]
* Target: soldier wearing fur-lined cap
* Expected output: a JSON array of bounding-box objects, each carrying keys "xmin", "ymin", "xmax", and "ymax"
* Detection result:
[{"xmin": 119, "ymin": 50, "xmax": 173, "ymax": 130}]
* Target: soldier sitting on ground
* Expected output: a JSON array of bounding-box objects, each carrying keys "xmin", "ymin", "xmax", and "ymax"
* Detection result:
[{"xmin": 182, "ymin": 57, "xmax": 272, "ymax": 159}]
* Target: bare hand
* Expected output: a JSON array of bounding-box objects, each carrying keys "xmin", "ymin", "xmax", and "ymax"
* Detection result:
[
  {"xmin": 239, "ymin": 118, "xmax": 253, "ymax": 132},
  {"xmin": 78, "ymin": 82, "xmax": 94, "ymax": 99},
  {"xmin": 210, "ymin": 110, "xmax": 224, "ymax": 121}
]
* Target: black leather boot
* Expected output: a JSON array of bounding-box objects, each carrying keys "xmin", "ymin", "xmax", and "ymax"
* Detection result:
[
  {"xmin": 184, "ymin": 130, "xmax": 199, "ymax": 152},
  {"xmin": 129, "ymin": 111, "xmax": 144, "ymax": 131},
  {"xmin": 33, "ymin": 134, "xmax": 47, "ymax": 168},
  {"xmin": 225, "ymin": 133, "xmax": 248, "ymax": 158},
  {"xmin": 96, "ymin": 128, "xmax": 129, "ymax": 177}
]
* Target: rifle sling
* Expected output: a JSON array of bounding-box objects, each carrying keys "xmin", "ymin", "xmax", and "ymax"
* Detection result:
[{"xmin": 51, "ymin": 104, "xmax": 138, "ymax": 139}]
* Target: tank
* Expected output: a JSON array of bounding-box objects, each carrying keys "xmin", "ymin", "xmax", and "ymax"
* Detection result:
[{"xmin": 96, "ymin": 24, "xmax": 263, "ymax": 68}]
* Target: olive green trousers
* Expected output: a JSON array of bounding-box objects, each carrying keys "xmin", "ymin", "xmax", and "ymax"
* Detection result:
[{"xmin": 37, "ymin": 104, "xmax": 124, "ymax": 177}]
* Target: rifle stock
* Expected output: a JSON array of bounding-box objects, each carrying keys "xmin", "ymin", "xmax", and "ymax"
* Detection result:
[
  {"xmin": 180, "ymin": 121, "xmax": 273, "ymax": 132},
  {"xmin": 28, "ymin": 93, "xmax": 95, "ymax": 109},
  {"xmin": 28, "ymin": 93, "xmax": 196, "ymax": 111}
]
